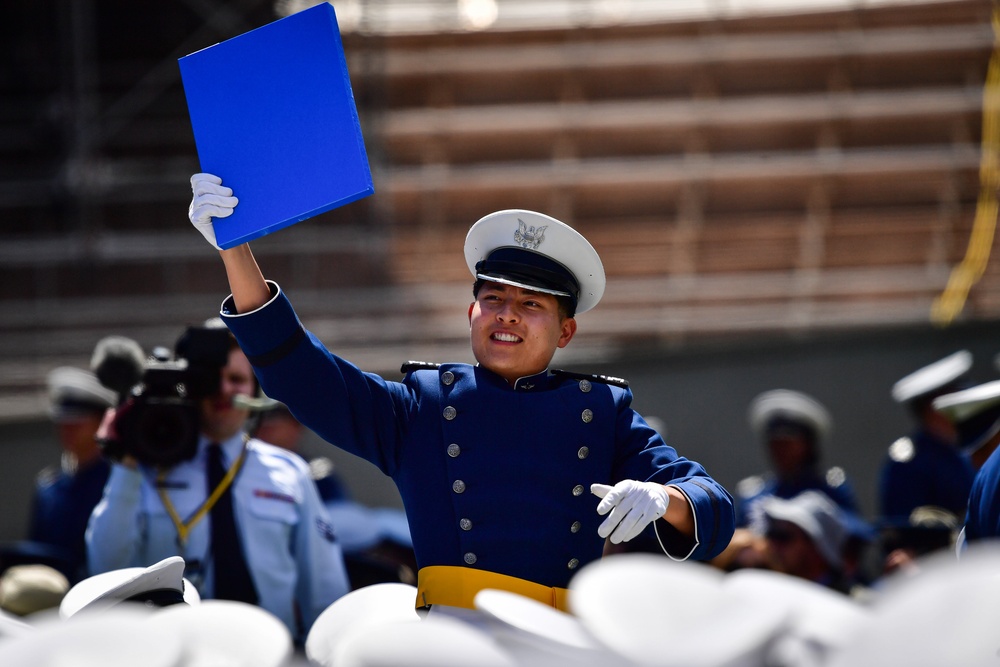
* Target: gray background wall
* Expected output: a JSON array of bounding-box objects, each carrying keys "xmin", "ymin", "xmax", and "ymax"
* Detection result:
[{"xmin": 1, "ymin": 319, "xmax": 997, "ymax": 543}]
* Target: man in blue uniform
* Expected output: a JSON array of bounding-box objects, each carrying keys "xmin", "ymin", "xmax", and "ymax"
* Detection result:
[
  {"xmin": 736, "ymin": 389, "xmax": 859, "ymax": 528},
  {"xmin": 86, "ymin": 325, "xmax": 350, "ymax": 640},
  {"xmin": 878, "ymin": 351, "xmax": 975, "ymax": 525},
  {"xmin": 27, "ymin": 367, "xmax": 117, "ymax": 583},
  {"xmin": 188, "ymin": 172, "xmax": 736, "ymax": 612},
  {"xmin": 932, "ymin": 379, "xmax": 1000, "ymax": 545}
]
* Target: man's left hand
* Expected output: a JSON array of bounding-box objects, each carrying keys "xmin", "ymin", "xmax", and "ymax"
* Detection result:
[{"xmin": 592, "ymin": 480, "xmax": 670, "ymax": 544}]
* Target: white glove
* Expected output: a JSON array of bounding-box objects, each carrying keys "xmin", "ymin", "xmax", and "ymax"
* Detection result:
[
  {"xmin": 592, "ymin": 480, "xmax": 670, "ymax": 544},
  {"xmin": 188, "ymin": 173, "xmax": 238, "ymax": 250}
]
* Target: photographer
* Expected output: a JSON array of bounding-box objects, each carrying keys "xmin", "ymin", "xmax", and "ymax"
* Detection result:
[{"xmin": 85, "ymin": 322, "xmax": 350, "ymax": 641}]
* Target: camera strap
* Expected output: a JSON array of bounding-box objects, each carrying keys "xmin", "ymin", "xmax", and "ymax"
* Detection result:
[{"xmin": 157, "ymin": 435, "xmax": 250, "ymax": 546}]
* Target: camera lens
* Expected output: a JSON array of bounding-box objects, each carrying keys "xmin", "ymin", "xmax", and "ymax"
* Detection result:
[{"xmin": 133, "ymin": 399, "xmax": 200, "ymax": 468}]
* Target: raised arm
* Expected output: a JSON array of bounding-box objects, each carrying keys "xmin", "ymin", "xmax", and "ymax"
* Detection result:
[{"xmin": 188, "ymin": 173, "xmax": 270, "ymax": 313}]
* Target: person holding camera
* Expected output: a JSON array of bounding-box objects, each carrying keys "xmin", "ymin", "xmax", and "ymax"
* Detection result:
[{"xmin": 85, "ymin": 323, "xmax": 350, "ymax": 641}]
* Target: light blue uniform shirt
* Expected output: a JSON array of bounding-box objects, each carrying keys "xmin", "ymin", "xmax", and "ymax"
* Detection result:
[{"xmin": 86, "ymin": 432, "xmax": 349, "ymax": 639}]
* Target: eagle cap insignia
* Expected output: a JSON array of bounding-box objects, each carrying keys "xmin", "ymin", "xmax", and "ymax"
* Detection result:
[{"xmin": 513, "ymin": 219, "xmax": 547, "ymax": 250}]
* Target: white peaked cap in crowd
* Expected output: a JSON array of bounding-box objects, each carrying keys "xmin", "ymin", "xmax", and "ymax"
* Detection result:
[
  {"xmin": 334, "ymin": 615, "xmax": 517, "ymax": 667},
  {"xmin": 759, "ymin": 491, "xmax": 848, "ymax": 569},
  {"xmin": 569, "ymin": 553, "xmax": 786, "ymax": 667},
  {"xmin": 46, "ymin": 366, "xmax": 117, "ymax": 419},
  {"xmin": 306, "ymin": 583, "xmax": 420, "ymax": 667},
  {"xmin": 828, "ymin": 542, "xmax": 1000, "ymax": 667},
  {"xmin": 932, "ymin": 379, "xmax": 1000, "ymax": 423},
  {"xmin": 891, "ymin": 350, "xmax": 972, "ymax": 403},
  {"xmin": 932, "ymin": 379, "xmax": 1000, "ymax": 452},
  {"xmin": 0, "ymin": 607, "xmax": 183, "ymax": 667},
  {"xmin": 473, "ymin": 588, "xmax": 617, "ymax": 667},
  {"xmin": 748, "ymin": 389, "xmax": 832, "ymax": 442},
  {"xmin": 148, "ymin": 599, "xmax": 293, "ymax": 667},
  {"xmin": 464, "ymin": 209, "xmax": 606, "ymax": 314},
  {"xmin": 722, "ymin": 568, "xmax": 870, "ymax": 665},
  {"xmin": 60, "ymin": 556, "xmax": 199, "ymax": 619}
]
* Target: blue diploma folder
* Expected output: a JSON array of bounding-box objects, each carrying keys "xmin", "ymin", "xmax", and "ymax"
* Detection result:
[{"xmin": 179, "ymin": 3, "xmax": 373, "ymax": 249}]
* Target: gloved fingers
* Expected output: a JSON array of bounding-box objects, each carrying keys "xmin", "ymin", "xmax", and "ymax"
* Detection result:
[
  {"xmin": 591, "ymin": 483, "xmax": 614, "ymax": 513},
  {"xmin": 190, "ymin": 196, "xmax": 238, "ymax": 226},
  {"xmin": 612, "ymin": 512, "xmax": 652, "ymax": 543},
  {"xmin": 190, "ymin": 172, "xmax": 224, "ymax": 191},
  {"xmin": 597, "ymin": 492, "xmax": 640, "ymax": 540},
  {"xmin": 192, "ymin": 181, "xmax": 234, "ymax": 199}
]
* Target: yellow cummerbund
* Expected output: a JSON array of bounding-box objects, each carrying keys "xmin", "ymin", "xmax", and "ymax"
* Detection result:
[{"xmin": 416, "ymin": 566, "xmax": 570, "ymax": 612}]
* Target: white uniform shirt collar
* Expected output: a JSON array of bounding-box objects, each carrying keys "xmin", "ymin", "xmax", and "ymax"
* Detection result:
[{"xmin": 198, "ymin": 432, "xmax": 247, "ymax": 465}]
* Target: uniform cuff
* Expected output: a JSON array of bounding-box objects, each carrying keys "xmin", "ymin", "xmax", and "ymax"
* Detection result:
[
  {"xmin": 220, "ymin": 281, "xmax": 305, "ymax": 359},
  {"xmin": 655, "ymin": 485, "xmax": 699, "ymax": 560}
]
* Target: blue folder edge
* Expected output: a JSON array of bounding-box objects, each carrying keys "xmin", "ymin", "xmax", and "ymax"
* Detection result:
[{"xmin": 178, "ymin": 4, "xmax": 374, "ymax": 249}]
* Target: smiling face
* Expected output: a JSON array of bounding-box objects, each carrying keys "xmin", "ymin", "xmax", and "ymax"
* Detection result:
[{"xmin": 468, "ymin": 281, "xmax": 577, "ymax": 385}]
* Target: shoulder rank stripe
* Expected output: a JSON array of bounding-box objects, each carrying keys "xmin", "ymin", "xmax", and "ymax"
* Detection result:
[
  {"xmin": 401, "ymin": 360, "xmax": 442, "ymax": 374},
  {"xmin": 551, "ymin": 369, "xmax": 629, "ymax": 388}
]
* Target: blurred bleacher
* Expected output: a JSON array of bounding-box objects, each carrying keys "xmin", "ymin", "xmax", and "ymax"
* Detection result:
[{"xmin": 0, "ymin": 0, "xmax": 995, "ymax": 421}]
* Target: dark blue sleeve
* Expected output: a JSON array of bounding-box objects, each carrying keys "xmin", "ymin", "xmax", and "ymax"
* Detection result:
[
  {"xmin": 222, "ymin": 282, "xmax": 416, "ymax": 477},
  {"xmin": 612, "ymin": 393, "xmax": 735, "ymax": 561}
]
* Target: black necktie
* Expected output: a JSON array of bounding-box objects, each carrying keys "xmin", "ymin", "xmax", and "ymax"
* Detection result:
[{"xmin": 206, "ymin": 442, "xmax": 258, "ymax": 604}]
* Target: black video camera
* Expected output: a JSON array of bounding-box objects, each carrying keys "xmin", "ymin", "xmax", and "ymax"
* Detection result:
[{"xmin": 97, "ymin": 326, "xmax": 232, "ymax": 469}]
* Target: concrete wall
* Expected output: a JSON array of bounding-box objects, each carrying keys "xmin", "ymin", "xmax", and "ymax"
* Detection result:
[{"xmin": 1, "ymin": 319, "xmax": 997, "ymax": 543}]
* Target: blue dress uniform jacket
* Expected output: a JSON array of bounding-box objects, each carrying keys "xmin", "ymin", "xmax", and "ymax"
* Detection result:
[
  {"xmin": 222, "ymin": 282, "xmax": 735, "ymax": 590},
  {"xmin": 86, "ymin": 433, "xmax": 350, "ymax": 639},
  {"xmin": 29, "ymin": 458, "xmax": 110, "ymax": 583},
  {"xmin": 878, "ymin": 430, "xmax": 974, "ymax": 522},
  {"xmin": 736, "ymin": 468, "xmax": 859, "ymax": 528},
  {"xmin": 963, "ymin": 444, "xmax": 1000, "ymax": 542}
]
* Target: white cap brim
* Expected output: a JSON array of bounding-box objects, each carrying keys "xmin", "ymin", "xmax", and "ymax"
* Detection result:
[
  {"xmin": 892, "ymin": 350, "xmax": 972, "ymax": 403},
  {"xmin": 60, "ymin": 556, "xmax": 197, "ymax": 619}
]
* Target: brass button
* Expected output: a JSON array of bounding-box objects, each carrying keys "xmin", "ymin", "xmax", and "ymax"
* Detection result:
[
  {"xmin": 579, "ymin": 379, "xmax": 592, "ymax": 393},
  {"xmin": 581, "ymin": 409, "xmax": 593, "ymax": 423},
  {"xmin": 567, "ymin": 558, "xmax": 580, "ymax": 570},
  {"xmin": 447, "ymin": 443, "xmax": 461, "ymax": 458},
  {"xmin": 464, "ymin": 552, "xmax": 477, "ymax": 565},
  {"xmin": 460, "ymin": 518, "xmax": 473, "ymax": 531},
  {"xmin": 441, "ymin": 371, "xmax": 455, "ymax": 386},
  {"xmin": 572, "ymin": 484, "xmax": 585, "ymax": 496},
  {"xmin": 577, "ymin": 446, "xmax": 589, "ymax": 459},
  {"xmin": 570, "ymin": 521, "xmax": 581, "ymax": 533},
  {"xmin": 453, "ymin": 480, "xmax": 466, "ymax": 493},
  {"xmin": 443, "ymin": 406, "xmax": 457, "ymax": 420}
]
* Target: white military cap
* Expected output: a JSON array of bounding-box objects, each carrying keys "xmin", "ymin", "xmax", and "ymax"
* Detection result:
[
  {"xmin": 59, "ymin": 556, "xmax": 200, "ymax": 619},
  {"xmin": 933, "ymin": 379, "xmax": 1000, "ymax": 453},
  {"xmin": 464, "ymin": 209, "xmax": 606, "ymax": 314},
  {"xmin": 335, "ymin": 615, "xmax": 516, "ymax": 667},
  {"xmin": 473, "ymin": 588, "xmax": 617, "ymax": 665},
  {"xmin": 570, "ymin": 553, "xmax": 785, "ymax": 667},
  {"xmin": 306, "ymin": 583, "xmax": 420, "ymax": 667},
  {"xmin": 891, "ymin": 350, "xmax": 972, "ymax": 403},
  {"xmin": 759, "ymin": 491, "xmax": 848, "ymax": 569},
  {"xmin": 46, "ymin": 366, "xmax": 116, "ymax": 420},
  {"xmin": 722, "ymin": 568, "xmax": 870, "ymax": 665},
  {"xmin": 149, "ymin": 600, "xmax": 293, "ymax": 667},
  {"xmin": 828, "ymin": 542, "xmax": 1000, "ymax": 667},
  {"xmin": 933, "ymin": 379, "xmax": 1000, "ymax": 423},
  {"xmin": 0, "ymin": 607, "xmax": 183, "ymax": 667},
  {"xmin": 748, "ymin": 389, "xmax": 832, "ymax": 443}
]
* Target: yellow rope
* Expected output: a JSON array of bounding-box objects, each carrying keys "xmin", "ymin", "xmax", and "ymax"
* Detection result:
[{"xmin": 931, "ymin": 5, "xmax": 1000, "ymax": 325}]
